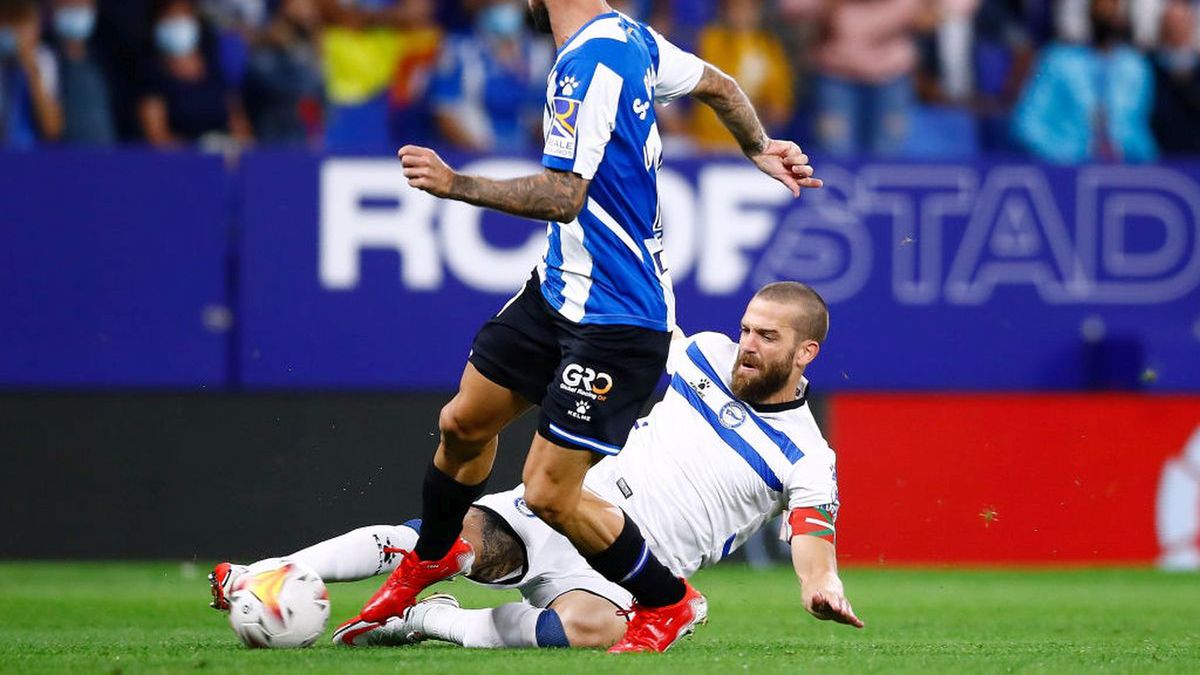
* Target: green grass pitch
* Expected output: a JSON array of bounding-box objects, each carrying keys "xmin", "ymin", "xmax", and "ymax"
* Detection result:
[{"xmin": 1, "ymin": 562, "xmax": 1197, "ymax": 673}]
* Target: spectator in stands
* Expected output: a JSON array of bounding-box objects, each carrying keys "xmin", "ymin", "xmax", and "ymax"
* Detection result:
[
  {"xmin": 319, "ymin": 0, "xmax": 439, "ymax": 150},
  {"xmin": 689, "ymin": 0, "xmax": 793, "ymax": 152},
  {"xmin": 1150, "ymin": 0, "xmax": 1200, "ymax": 155},
  {"xmin": 808, "ymin": 0, "xmax": 922, "ymax": 158},
  {"xmin": 1012, "ymin": 0, "xmax": 1156, "ymax": 163},
  {"xmin": 49, "ymin": 0, "xmax": 115, "ymax": 145},
  {"xmin": 198, "ymin": 0, "xmax": 269, "ymax": 91},
  {"xmin": 243, "ymin": 0, "xmax": 323, "ymax": 145},
  {"xmin": 139, "ymin": 0, "xmax": 252, "ymax": 148},
  {"xmin": 915, "ymin": 0, "xmax": 978, "ymax": 105},
  {"xmin": 0, "ymin": 0, "xmax": 63, "ymax": 148},
  {"xmin": 427, "ymin": 0, "xmax": 550, "ymax": 153}
]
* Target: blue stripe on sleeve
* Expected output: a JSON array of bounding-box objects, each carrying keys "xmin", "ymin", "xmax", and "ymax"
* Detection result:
[{"xmin": 720, "ymin": 533, "xmax": 736, "ymax": 560}]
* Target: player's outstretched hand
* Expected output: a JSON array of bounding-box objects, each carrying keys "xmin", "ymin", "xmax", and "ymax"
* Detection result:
[
  {"xmin": 804, "ymin": 589, "xmax": 865, "ymax": 628},
  {"xmin": 398, "ymin": 145, "xmax": 455, "ymax": 198},
  {"xmin": 748, "ymin": 139, "xmax": 823, "ymax": 198}
]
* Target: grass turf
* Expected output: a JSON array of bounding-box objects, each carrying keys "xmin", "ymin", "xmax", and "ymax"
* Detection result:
[{"xmin": 0, "ymin": 563, "xmax": 1197, "ymax": 673}]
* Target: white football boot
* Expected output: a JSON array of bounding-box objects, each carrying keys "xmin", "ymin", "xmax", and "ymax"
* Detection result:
[{"xmin": 333, "ymin": 593, "xmax": 460, "ymax": 647}]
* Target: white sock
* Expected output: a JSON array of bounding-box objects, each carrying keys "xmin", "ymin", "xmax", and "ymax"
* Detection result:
[
  {"xmin": 283, "ymin": 523, "xmax": 419, "ymax": 582},
  {"xmin": 419, "ymin": 602, "xmax": 551, "ymax": 648}
]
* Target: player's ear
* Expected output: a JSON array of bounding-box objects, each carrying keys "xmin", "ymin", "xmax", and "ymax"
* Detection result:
[{"xmin": 796, "ymin": 340, "xmax": 819, "ymax": 368}]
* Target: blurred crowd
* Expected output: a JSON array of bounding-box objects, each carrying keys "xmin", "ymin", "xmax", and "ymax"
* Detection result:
[{"xmin": 2, "ymin": 0, "xmax": 1200, "ymax": 161}]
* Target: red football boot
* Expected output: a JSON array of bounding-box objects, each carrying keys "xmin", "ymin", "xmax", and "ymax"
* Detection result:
[
  {"xmin": 332, "ymin": 538, "xmax": 474, "ymax": 646},
  {"xmin": 208, "ymin": 562, "xmax": 247, "ymax": 611},
  {"xmin": 609, "ymin": 580, "xmax": 708, "ymax": 653}
]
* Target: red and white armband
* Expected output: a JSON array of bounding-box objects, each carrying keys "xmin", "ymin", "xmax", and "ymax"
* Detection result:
[{"xmin": 781, "ymin": 505, "xmax": 837, "ymax": 544}]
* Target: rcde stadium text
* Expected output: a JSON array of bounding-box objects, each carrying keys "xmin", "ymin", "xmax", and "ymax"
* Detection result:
[{"xmin": 319, "ymin": 158, "xmax": 1200, "ymax": 304}]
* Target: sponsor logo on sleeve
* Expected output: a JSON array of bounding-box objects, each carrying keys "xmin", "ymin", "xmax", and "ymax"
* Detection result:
[{"xmin": 545, "ymin": 96, "xmax": 580, "ymax": 159}]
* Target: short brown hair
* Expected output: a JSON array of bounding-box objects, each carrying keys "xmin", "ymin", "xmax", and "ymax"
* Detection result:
[{"xmin": 753, "ymin": 281, "xmax": 829, "ymax": 343}]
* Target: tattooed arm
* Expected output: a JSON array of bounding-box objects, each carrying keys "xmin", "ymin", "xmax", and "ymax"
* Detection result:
[
  {"xmin": 398, "ymin": 145, "xmax": 589, "ymax": 222},
  {"xmin": 689, "ymin": 64, "xmax": 823, "ymax": 197}
]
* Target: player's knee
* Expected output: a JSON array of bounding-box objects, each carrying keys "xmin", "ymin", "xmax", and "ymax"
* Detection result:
[
  {"xmin": 557, "ymin": 608, "xmax": 625, "ymax": 648},
  {"xmin": 521, "ymin": 484, "xmax": 572, "ymax": 529},
  {"xmin": 438, "ymin": 401, "xmax": 494, "ymax": 449}
]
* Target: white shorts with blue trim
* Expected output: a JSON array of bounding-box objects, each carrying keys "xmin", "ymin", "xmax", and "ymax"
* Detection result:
[{"xmin": 471, "ymin": 485, "xmax": 633, "ymax": 610}]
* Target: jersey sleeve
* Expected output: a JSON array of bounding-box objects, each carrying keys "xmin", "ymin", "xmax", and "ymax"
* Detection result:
[
  {"xmin": 784, "ymin": 446, "xmax": 839, "ymax": 514},
  {"xmin": 542, "ymin": 50, "xmax": 622, "ymax": 180},
  {"xmin": 647, "ymin": 26, "xmax": 704, "ymax": 104}
]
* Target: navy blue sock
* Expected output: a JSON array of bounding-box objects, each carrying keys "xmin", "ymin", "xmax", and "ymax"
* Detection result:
[
  {"xmin": 584, "ymin": 512, "xmax": 686, "ymax": 608},
  {"xmin": 534, "ymin": 609, "xmax": 570, "ymax": 648},
  {"xmin": 413, "ymin": 464, "xmax": 487, "ymax": 560}
]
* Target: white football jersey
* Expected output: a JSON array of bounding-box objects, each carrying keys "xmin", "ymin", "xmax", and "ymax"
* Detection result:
[{"xmin": 583, "ymin": 331, "xmax": 839, "ymax": 577}]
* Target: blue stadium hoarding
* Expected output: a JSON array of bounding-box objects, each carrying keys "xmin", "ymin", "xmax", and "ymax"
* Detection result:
[
  {"xmin": 239, "ymin": 153, "xmax": 1200, "ymax": 391},
  {"xmin": 0, "ymin": 150, "xmax": 1197, "ymax": 390},
  {"xmin": 0, "ymin": 151, "xmax": 230, "ymax": 388}
]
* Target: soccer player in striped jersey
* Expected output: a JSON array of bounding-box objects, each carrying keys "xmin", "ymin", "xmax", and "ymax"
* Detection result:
[
  {"xmin": 339, "ymin": 0, "xmax": 823, "ymax": 653},
  {"xmin": 213, "ymin": 283, "xmax": 861, "ymax": 649}
]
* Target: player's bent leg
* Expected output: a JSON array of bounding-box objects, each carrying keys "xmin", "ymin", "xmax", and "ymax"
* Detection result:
[
  {"xmin": 343, "ymin": 365, "xmax": 534, "ymax": 632},
  {"xmin": 521, "ymin": 434, "xmax": 623, "ymax": 553},
  {"xmin": 548, "ymin": 590, "xmax": 627, "ymax": 649},
  {"xmin": 435, "ymin": 362, "xmax": 534, "ymax": 484},
  {"xmin": 209, "ymin": 521, "xmax": 422, "ymax": 612},
  {"xmin": 523, "ymin": 434, "xmax": 704, "ymax": 653}
]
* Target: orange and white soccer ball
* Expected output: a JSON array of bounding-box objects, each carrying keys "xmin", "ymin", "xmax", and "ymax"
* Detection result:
[{"xmin": 228, "ymin": 558, "xmax": 330, "ymax": 648}]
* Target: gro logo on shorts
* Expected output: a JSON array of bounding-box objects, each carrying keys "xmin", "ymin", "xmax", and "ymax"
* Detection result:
[{"xmin": 561, "ymin": 363, "xmax": 614, "ymax": 397}]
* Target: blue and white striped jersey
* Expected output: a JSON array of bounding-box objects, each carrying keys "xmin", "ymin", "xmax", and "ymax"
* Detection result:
[
  {"xmin": 537, "ymin": 11, "xmax": 704, "ymax": 332},
  {"xmin": 584, "ymin": 332, "xmax": 838, "ymax": 577}
]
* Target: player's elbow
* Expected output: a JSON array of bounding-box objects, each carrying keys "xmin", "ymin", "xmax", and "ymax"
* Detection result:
[
  {"xmin": 549, "ymin": 190, "xmax": 586, "ymax": 223},
  {"xmin": 691, "ymin": 64, "xmax": 738, "ymax": 106}
]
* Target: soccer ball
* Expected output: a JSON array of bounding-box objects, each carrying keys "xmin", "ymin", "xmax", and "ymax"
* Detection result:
[{"xmin": 227, "ymin": 558, "xmax": 330, "ymax": 648}]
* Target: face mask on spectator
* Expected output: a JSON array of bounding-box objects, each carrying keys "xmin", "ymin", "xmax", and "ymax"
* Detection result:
[
  {"xmin": 1159, "ymin": 48, "xmax": 1198, "ymax": 73},
  {"xmin": 156, "ymin": 16, "xmax": 199, "ymax": 56},
  {"xmin": 54, "ymin": 6, "xmax": 97, "ymax": 42},
  {"xmin": 0, "ymin": 27, "xmax": 17, "ymax": 58},
  {"xmin": 479, "ymin": 3, "xmax": 524, "ymax": 39}
]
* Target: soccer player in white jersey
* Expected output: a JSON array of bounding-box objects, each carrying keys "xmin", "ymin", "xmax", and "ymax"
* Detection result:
[
  {"xmin": 212, "ymin": 283, "xmax": 861, "ymax": 649},
  {"xmin": 338, "ymin": 0, "xmax": 823, "ymax": 653}
]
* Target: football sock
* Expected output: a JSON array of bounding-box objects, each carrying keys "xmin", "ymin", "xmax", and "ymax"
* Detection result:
[
  {"xmin": 417, "ymin": 602, "xmax": 568, "ymax": 648},
  {"xmin": 584, "ymin": 511, "xmax": 686, "ymax": 608},
  {"xmin": 413, "ymin": 464, "xmax": 488, "ymax": 560},
  {"xmin": 286, "ymin": 521, "xmax": 420, "ymax": 582}
]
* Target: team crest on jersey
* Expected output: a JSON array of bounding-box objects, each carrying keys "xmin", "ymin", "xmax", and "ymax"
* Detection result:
[
  {"xmin": 719, "ymin": 401, "xmax": 748, "ymax": 429},
  {"xmin": 545, "ymin": 96, "xmax": 580, "ymax": 159},
  {"xmin": 514, "ymin": 498, "xmax": 537, "ymax": 518}
]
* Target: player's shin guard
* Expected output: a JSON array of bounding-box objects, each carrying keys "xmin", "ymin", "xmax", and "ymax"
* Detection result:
[
  {"xmin": 413, "ymin": 464, "xmax": 488, "ymax": 561},
  {"xmin": 584, "ymin": 512, "xmax": 686, "ymax": 608}
]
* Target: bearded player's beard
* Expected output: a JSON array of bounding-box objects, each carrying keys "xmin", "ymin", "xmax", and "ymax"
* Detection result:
[
  {"xmin": 530, "ymin": 0, "xmax": 552, "ymax": 33},
  {"xmin": 730, "ymin": 350, "xmax": 794, "ymax": 404}
]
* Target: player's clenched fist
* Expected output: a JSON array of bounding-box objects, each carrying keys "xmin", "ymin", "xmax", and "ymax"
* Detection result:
[{"xmin": 398, "ymin": 145, "xmax": 455, "ymax": 198}]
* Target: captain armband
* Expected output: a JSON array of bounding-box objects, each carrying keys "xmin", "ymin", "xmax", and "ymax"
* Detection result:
[{"xmin": 784, "ymin": 505, "xmax": 837, "ymax": 545}]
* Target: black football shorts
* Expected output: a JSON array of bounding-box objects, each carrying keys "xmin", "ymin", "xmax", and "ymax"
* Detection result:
[{"xmin": 468, "ymin": 273, "xmax": 670, "ymax": 456}]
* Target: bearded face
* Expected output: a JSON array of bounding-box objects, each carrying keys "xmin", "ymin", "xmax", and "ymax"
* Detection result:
[
  {"xmin": 529, "ymin": 0, "xmax": 552, "ymax": 33},
  {"xmin": 730, "ymin": 344, "xmax": 795, "ymax": 403}
]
